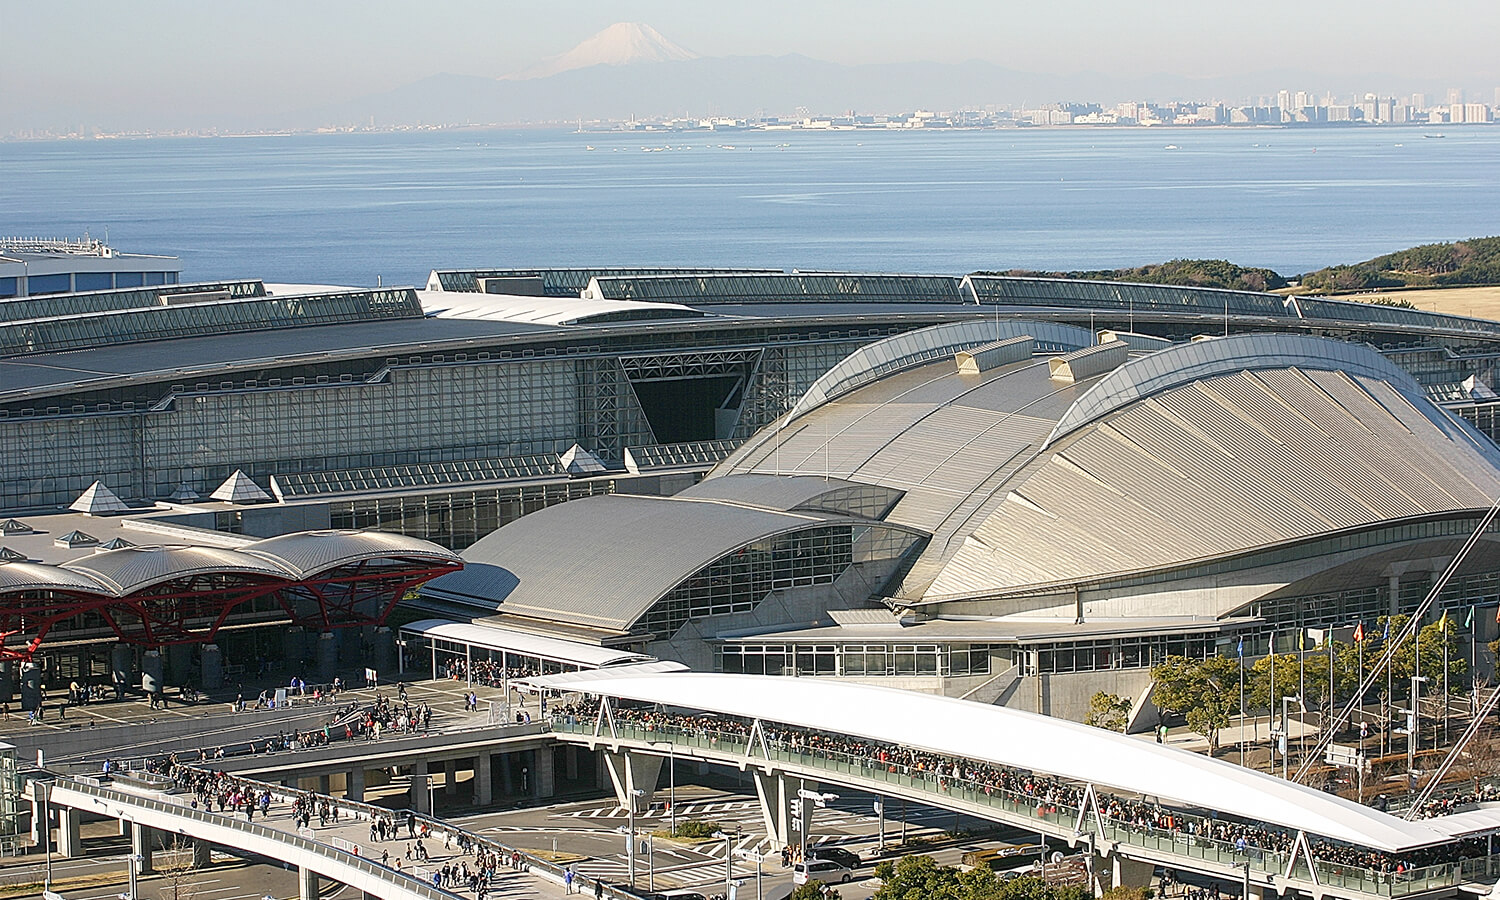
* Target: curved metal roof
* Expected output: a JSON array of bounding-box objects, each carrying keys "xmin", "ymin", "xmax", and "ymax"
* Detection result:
[
  {"xmin": 927, "ymin": 344, "xmax": 1500, "ymax": 600},
  {"xmin": 424, "ymin": 494, "xmax": 890, "ymax": 633},
  {"xmin": 61, "ymin": 545, "xmax": 290, "ymax": 595},
  {"xmin": 533, "ymin": 670, "xmax": 1453, "ymax": 853},
  {"xmin": 1046, "ymin": 333, "xmax": 1423, "ymax": 446},
  {"xmin": 786, "ymin": 319, "xmax": 1094, "ymax": 420},
  {"xmin": 243, "ymin": 530, "xmax": 461, "ymax": 579},
  {"xmin": 0, "ymin": 561, "xmax": 113, "ymax": 595}
]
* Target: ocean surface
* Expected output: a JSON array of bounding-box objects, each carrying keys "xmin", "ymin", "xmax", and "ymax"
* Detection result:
[{"xmin": 4, "ymin": 126, "xmax": 1499, "ymax": 287}]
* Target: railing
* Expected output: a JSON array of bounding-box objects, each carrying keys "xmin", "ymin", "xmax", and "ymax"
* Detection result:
[
  {"xmin": 555, "ymin": 717, "xmax": 1491, "ymax": 898},
  {"xmin": 167, "ymin": 766, "xmax": 643, "ymax": 900},
  {"xmin": 50, "ymin": 778, "xmax": 460, "ymax": 900}
]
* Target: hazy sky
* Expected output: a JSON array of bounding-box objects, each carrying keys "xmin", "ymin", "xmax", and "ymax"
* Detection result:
[{"xmin": 3, "ymin": 0, "xmax": 1498, "ymax": 123}]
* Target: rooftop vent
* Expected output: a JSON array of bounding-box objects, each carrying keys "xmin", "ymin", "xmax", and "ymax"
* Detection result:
[
  {"xmin": 956, "ymin": 335, "xmax": 1034, "ymax": 375},
  {"xmin": 1048, "ymin": 340, "xmax": 1129, "ymax": 384}
]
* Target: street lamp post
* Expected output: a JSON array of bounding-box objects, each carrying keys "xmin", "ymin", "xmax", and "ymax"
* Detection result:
[
  {"xmin": 713, "ymin": 830, "xmax": 735, "ymax": 899},
  {"xmin": 1280, "ymin": 696, "xmax": 1302, "ymax": 779},
  {"xmin": 795, "ymin": 790, "xmax": 838, "ymax": 870},
  {"xmin": 650, "ymin": 740, "xmax": 676, "ymax": 837},
  {"xmin": 627, "ymin": 788, "xmax": 645, "ymax": 887},
  {"xmin": 1408, "ymin": 675, "xmax": 1429, "ymax": 790}
]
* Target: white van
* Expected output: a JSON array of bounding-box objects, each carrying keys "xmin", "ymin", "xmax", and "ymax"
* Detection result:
[{"xmin": 793, "ymin": 858, "xmax": 855, "ymax": 885}]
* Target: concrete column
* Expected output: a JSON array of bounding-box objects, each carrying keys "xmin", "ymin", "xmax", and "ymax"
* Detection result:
[
  {"xmin": 444, "ymin": 759, "xmax": 457, "ymax": 796},
  {"xmin": 603, "ymin": 749, "xmax": 662, "ymax": 812},
  {"xmin": 533, "ymin": 746, "xmax": 556, "ymax": 800},
  {"xmin": 19, "ymin": 662, "xmax": 41, "ymax": 710},
  {"xmin": 141, "ymin": 650, "xmax": 164, "ymax": 695},
  {"xmin": 1389, "ymin": 574, "xmax": 1402, "ymax": 615},
  {"xmin": 473, "ymin": 754, "xmax": 493, "ymax": 806},
  {"xmin": 29, "ymin": 797, "xmax": 49, "ymax": 851},
  {"xmin": 119, "ymin": 817, "xmax": 131, "ymax": 836},
  {"xmin": 316, "ymin": 774, "xmax": 330, "ymax": 795},
  {"xmin": 0, "ymin": 659, "xmax": 14, "ymax": 703},
  {"xmin": 316, "ymin": 632, "xmax": 338, "ymax": 684},
  {"xmin": 110, "ymin": 644, "xmax": 133, "ymax": 697},
  {"xmin": 299, "ymin": 864, "xmax": 320, "ymax": 900},
  {"xmin": 193, "ymin": 839, "xmax": 213, "ymax": 868},
  {"xmin": 753, "ymin": 769, "xmax": 794, "ymax": 847},
  {"xmin": 201, "ymin": 644, "xmax": 224, "ymax": 690},
  {"xmin": 410, "ymin": 762, "xmax": 431, "ymax": 814},
  {"xmin": 132, "ymin": 822, "xmax": 155, "ymax": 874},
  {"xmin": 373, "ymin": 626, "xmax": 395, "ymax": 678},
  {"xmin": 56, "ymin": 806, "xmax": 82, "ymax": 858},
  {"xmin": 1110, "ymin": 854, "xmax": 1153, "ymax": 890},
  {"xmin": 347, "ymin": 767, "xmax": 365, "ymax": 803},
  {"xmin": 500, "ymin": 752, "xmax": 515, "ymax": 795}
]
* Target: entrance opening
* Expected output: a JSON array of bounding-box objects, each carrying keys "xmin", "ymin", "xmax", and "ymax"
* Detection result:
[{"xmin": 630, "ymin": 376, "xmax": 742, "ymax": 443}]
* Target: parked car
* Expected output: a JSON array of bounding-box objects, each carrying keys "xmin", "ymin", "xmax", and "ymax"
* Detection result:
[
  {"xmin": 812, "ymin": 847, "xmax": 861, "ymax": 869},
  {"xmin": 794, "ymin": 859, "xmax": 855, "ymax": 885}
]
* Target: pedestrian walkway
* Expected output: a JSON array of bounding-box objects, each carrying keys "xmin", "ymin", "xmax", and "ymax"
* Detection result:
[{"xmin": 94, "ymin": 770, "xmax": 614, "ymax": 900}]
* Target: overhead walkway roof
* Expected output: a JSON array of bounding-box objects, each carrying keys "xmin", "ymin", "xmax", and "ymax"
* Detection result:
[
  {"xmin": 528, "ymin": 670, "xmax": 1455, "ymax": 853},
  {"xmin": 399, "ymin": 618, "xmax": 655, "ymax": 669}
]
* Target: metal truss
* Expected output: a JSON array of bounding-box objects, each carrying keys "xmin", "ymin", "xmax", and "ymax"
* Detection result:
[{"xmin": 0, "ymin": 558, "xmax": 461, "ymax": 662}]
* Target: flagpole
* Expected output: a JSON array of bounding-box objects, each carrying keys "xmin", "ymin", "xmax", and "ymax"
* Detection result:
[
  {"xmin": 1238, "ymin": 637, "xmax": 1246, "ymax": 768},
  {"xmin": 1385, "ymin": 620, "xmax": 1393, "ymax": 759},
  {"xmin": 1299, "ymin": 629, "xmax": 1307, "ymax": 769},
  {"xmin": 1270, "ymin": 632, "xmax": 1277, "ymax": 774},
  {"xmin": 1328, "ymin": 634, "xmax": 1335, "ymax": 740},
  {"xmin": 1443, "ymin": 617, "xmax": 1450, "ymax": 745}
]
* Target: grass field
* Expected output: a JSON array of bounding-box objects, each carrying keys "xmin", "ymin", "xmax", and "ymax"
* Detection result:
[{"xmin": 1342, "ymin": 286, "xmax": 1500, "ymax": 322}]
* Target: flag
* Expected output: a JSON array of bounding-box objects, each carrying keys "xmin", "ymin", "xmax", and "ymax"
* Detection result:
[
  {"xmin": 1353, "ymin": 622, "xmax": 1365, "ymax": 643},
  {"xmin": 1466, "ymin": 606, "xmax": 1475, "ymax": 629},
  {"xmin": 1383, "ymin": 619, "xmax": 1391, "ymax": 640},
  {"xmin": 1298, "ymin": 630, "xmax": 1306, "ymax": 651},
  {"xmin": 1439, "ymin": 610, "xmax": 1450, "ymax": 632},
  {"xmin": 1236, "ymin": 636, "xmax": 1244, "ymax": 657}
]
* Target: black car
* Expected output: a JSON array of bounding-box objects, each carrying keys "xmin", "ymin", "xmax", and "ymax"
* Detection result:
[{"xmin": 813, "ymin": 847, "xmax": 861, "ymax": 869}]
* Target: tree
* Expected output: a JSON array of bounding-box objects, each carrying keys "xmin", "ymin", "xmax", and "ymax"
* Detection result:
[
  {"xmin": 1084, "ymin": 692, "xmax": 1132, "ymax": 732},
  {"xmin": 791, "ymin": 882, "xmax": 840, "ymax": 900},
  {"xmin": 1150, "ymin": 655, "xmax": 1241, "ymax": 754},
  {"xmin": 874, "ymin": 857, "xmax": 1091, "ymax": 900}
]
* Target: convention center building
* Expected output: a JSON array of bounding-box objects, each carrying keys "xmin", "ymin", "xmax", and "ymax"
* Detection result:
[{"xmin": 6, "ymin": 264, "xmax": 1500, "ymax": 713}]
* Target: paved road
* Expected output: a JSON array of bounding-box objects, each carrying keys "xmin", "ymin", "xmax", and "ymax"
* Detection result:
[{"xmin": 448, "ymin": 782, "xmax": 1040, "ymax": 899}]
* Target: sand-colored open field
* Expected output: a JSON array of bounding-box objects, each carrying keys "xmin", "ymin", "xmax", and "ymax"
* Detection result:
[{"xmin": 1340, "ymin": 286, "xmax": 1500, "ymax": 322}]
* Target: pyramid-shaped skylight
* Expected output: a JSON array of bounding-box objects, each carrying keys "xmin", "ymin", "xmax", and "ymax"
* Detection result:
[
  {"xmin": 69, "ymin": 481, "xmax": 130, "ymax": 515},
  {"xmin": 0, "ymin": 519, "xmax": 32, "ymax": 535},
  {"xmin": 97, "ymin": 537, "xmax": 135, "ymax": 551},
  {"xmin": 54, "ymin": 530, "xmax": 99, "ymax": 548},
  {"xmin": 168, "ymin": 483, "xmax": 200, "ymax": 502},
  {"xmin": 559, "ymin": 444, "xmax": 607, "ymax": 476},
  {"xmin": 0, "ymin": 547, "xmax": 26, "ymax": 563},
  {"xmin": 210, "ymin": 470, "xmax": 272, "ymax": 504}
]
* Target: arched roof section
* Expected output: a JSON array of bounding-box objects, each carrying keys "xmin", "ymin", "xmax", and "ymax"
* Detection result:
[
  {"xmin": 1046, "ymin": 333, "xmax": 1422, "ymax": 448},
  {"xmin": 533, "ymin": 670, "xmax": 1451, "ymax": 853},
  {"xmin": 787, "ymin": 319, "xmax": 1094, "ymax": 420},
  {"xmin": 423, "ymin": 494, "xmax": 920, "ymax": 634},
  {"xmin": 926, "ymin": 354, "xmax": 1500, "ymax": 601},
  {"xmin": 0, "ymin": 561, "xmax": 113, "ymax": 595},
  {"xmin": 242, "ymin": 530, "xmax": 461, "ymax": 579},
  {"xmin": 60, "ymin": 545, "xmax": 291, "ymax": 595}
]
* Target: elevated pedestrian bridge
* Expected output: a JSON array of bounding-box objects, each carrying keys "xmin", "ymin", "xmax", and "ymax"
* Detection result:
[
  {"xmin": 39, "ymin": 777, "xmax": 461, "ymax": 900},
  {"xmin": 534, "ymin": 671, "xmax": 1500, "ymax": 900}
]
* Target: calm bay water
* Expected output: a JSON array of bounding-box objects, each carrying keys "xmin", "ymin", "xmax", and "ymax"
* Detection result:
[{"xmin": 3, "ymin": 126, "xmax": 1499, "ymax": 286}]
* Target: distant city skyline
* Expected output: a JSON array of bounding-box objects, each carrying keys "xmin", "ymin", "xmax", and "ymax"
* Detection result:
[{"xmin": 3, "ymin": 1, "xmax": 1499, "ymax": 134}]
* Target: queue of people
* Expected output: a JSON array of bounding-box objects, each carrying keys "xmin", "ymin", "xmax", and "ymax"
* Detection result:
[{"xmin": 550, "ymin": 699, "xmax": 1488, "ymax": 879}]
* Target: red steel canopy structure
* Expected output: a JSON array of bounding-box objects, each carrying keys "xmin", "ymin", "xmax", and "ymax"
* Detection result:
[{"xmin": 0, "ymin": 530, "xmax": 462, "ymax": 661}]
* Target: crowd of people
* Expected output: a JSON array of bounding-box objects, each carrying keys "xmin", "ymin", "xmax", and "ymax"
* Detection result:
[
  {"xmin": 551, "ymin": 700, "xmax": 1490, "ymax": 880},
  {"xmin": 441, "ymin": 657, "xmax": 539, "ymax": 688},
  {"xmin": 1412, "ymin": 782, "xmax": 1500, "ymax": 820},
  {"xmin": 143, "ymin": 758, "xmax": 547, "ymax": 900}
]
